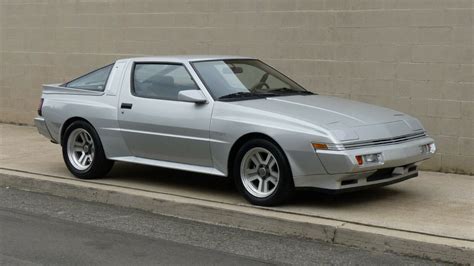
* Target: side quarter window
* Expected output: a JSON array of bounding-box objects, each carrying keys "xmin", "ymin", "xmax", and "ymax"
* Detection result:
[
  {"xmin": 65, "ymin": 64, "xmax": 114, "ymax": 91},
  {"xmin": 132, "ymin": 63, "xmax": 199, "ymax": 101}
]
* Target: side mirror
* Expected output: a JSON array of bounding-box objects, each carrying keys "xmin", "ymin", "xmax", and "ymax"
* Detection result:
[{"xmin": 178, "ymin": 90, "xmax": 207, "ymax": 104}]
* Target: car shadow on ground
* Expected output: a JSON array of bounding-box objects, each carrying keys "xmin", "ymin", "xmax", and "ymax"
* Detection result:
[
  {"xmin": 288, "ymin": 187, "xmax": 408, "ymax": 208},
  {"xmin": 108, "ymin": 162, "xmax": 236, "ymax": 193},
  {"xmin": 107, "ymin": 162, "xmax": 408, "ymax": 208}
]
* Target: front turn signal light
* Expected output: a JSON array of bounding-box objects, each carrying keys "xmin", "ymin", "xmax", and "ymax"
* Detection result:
[{"xmin": 312, "ymin": 143, "xmax": 328, "ymax": 150}]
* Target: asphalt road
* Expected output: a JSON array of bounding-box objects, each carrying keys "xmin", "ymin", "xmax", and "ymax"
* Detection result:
[{"xmin": 0, "ymin": 187, "xmax": 444, "ymax": 265}]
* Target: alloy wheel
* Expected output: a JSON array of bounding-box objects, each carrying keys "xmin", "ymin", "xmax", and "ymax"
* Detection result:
[
  {"xmin": 240, "ymin": 147, "xmax": 280, "ymax": 198},
  {"xmin": 67, "ymin": 128, "xmax": 95, "ymax": 171}
]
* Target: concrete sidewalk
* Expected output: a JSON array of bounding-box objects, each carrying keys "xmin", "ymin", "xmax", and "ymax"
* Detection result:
[{"xmin": 1, "ymin": 124, "xmax": 473, "ymax": 263}]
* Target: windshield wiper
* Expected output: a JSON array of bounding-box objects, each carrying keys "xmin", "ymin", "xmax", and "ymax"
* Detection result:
[
  {"xmin": 218, "ymin": 92, "xmax": 255, "ymax": 99},
  {"xmin": 218, "ymin": 92, "xmax": 274, "ymax": 101},
  {"xmin": 268, "ymin": 87, "xmax": 314, "ymax": 95}
]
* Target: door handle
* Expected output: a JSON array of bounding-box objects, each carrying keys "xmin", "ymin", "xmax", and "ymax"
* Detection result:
[{"xmin": 121, "ymin": 103, "xmax": 133, "ymax": 109}]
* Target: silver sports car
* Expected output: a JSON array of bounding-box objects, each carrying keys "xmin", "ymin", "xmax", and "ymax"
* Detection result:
[{"xmin": 35, "ymin": 55, "xmax": 436, "ymax": 206}]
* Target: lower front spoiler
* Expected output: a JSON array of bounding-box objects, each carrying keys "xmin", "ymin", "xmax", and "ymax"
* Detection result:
[
  {"xmin": 298, "ymin": 172, "xmax": 418, "ymax": 194},
  {"xmin": 293, "ymin": 163, "xmax": 420, "ymax": 192}
]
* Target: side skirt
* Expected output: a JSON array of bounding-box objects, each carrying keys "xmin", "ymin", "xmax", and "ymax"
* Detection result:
[{"xmin": 109, "ymin": 156, "xmax": 226, "ymax": 177}]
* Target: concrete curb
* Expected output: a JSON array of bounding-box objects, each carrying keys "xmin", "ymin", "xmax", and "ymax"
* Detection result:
[{"xmin": 1, "ymin": 169, "xmax": 472, "ymax": 264}]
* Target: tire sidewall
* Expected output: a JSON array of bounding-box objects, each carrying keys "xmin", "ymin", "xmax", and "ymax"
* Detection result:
[{"xmin": 233, "ymin": 138, "xmax": 294, "ymax": 206}]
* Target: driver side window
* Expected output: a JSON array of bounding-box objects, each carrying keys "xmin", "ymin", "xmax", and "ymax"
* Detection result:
[{"xmin": 132, "ymin": 63, "xmax": 199, "ymax": 101}]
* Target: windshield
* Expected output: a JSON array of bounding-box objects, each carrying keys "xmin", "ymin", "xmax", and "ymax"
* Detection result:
[{"xmin": 191, "ymin": 59, "xmax": 311, "ymax": 100}]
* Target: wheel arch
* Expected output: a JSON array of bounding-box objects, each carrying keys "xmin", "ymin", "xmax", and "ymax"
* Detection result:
[
  {"xmin": 60, "ymin": 117, "xmax": 94, "ymax": 145},
  {"xmin": 227, "ymin": 132, "xmax": 292, "ymax": 178}
]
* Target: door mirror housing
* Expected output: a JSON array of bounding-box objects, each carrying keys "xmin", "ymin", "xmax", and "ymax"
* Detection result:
[{"xmin": 178, "ymin": 90, "xmax": 207, "ymax": 104}]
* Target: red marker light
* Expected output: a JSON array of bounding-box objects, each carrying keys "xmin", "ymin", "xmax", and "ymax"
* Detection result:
[{"xmin": 37, "ymin": 98, "xmax": 44, "ymax": 116}]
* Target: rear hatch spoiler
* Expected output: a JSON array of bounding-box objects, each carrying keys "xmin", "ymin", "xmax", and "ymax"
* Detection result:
[{"xmin": 42, "ymin": 84, "xmax": 104, "ymax": 96}]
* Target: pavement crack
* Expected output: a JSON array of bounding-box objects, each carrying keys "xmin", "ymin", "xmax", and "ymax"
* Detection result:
[{"xmin": 331, "ymin": 222, "xmax": 346, "ymax": 244}]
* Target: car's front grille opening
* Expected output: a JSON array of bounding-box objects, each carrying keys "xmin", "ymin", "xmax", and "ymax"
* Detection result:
[
  {"xmin": 342, "ymin": 132, "xmax": 427, "ymax": 150},
  {"xmin": 341, "ymin": 179, "xmax": 358, "ymax": 186},
  {"xmin": 366, "ymin": 168, "xmax": 395, "ymax": 182}
]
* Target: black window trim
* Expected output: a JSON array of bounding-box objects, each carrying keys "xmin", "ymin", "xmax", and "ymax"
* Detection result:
[
  {"xmin": 62, "ymin": 63, "xmax": 115, "ymax": 92},
  {"xmin": 130, "ymin": 61, "xmax": 202, "ymax": 102},
  {"xmin": 190, "ymin": 58, "xmax": 311, "ymax": 100}
]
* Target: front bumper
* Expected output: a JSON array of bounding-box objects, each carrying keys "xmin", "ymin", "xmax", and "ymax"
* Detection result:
[
  {"xmin": 293, "ymin": 137, "xmax": 435, "ymax": 190},
  {"xmin": 294, "ymin": 164, "xmax": 419, "ymax": 191}
]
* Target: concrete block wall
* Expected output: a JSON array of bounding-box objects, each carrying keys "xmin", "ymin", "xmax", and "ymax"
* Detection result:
[{"xmin": 0, "ymin": 0, "xmax": 472, "ymax": 174}]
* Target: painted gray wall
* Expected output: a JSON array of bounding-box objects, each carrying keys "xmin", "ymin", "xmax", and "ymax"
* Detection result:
[{"xmin": 0, "ymin": 0, "xmax": 472, "ymax": 174}]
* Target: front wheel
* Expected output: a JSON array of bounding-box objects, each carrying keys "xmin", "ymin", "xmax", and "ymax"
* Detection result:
[
  {"xmin": 234, "ymin": 139, "xmax": 294, "ymax": 206},
  {"xmin": 62, "ymin": 121, "xmax": 114, "ymax": 179}
]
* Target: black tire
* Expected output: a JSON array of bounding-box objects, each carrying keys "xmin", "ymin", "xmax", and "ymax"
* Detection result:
[
  {"xmin": 233, "ymin": 138, "xmax": 294, "ymax": 206},
  {"xmin": 61, "ymin": 120, "xmax": 114, "ymax": 179}
]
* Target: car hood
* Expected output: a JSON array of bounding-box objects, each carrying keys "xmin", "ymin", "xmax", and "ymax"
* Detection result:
[{"xmin": 228, "ymin": 95, "xmax": 425, "ymax": 142}]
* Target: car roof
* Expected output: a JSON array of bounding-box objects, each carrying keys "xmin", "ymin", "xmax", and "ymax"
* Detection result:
[{"xmin": 125, "ymin": 55, "xmax": 254, "ymax": 63}]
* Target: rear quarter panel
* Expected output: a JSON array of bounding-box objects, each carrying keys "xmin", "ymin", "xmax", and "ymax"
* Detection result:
[{"xmin": 41, "ymin": 89, "xmax": 129, "ymax": 158}]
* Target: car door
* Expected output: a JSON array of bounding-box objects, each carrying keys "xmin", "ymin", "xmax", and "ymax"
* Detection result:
[{"xmin": 117, "ymin": 62, "xmax": 213, "ymax": 167}]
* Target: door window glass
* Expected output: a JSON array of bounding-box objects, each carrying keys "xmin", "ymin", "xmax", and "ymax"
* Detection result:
[{"xmin": 133, "ymin": 63, "xmax": 199, "ymax": 101}]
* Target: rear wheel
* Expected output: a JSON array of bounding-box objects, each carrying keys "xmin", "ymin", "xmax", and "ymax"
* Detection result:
[
  {"xmin": 62, "ymin": 121, "xmax": 114, "ymax": 179},
  {"xmin": 234, "ymin": 139, "xmax": 294, "ymax": 206}
]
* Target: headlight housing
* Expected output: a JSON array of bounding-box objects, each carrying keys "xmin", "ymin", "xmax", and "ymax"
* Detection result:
[
  {"xmin": 420, "ymin": 143, "xmax": 436, "ymax": 154},
  {"xmin": 355, "ymin": 153, "xmax": 384, "ymax": 166}
]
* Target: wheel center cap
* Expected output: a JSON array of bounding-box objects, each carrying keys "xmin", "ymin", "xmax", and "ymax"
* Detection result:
[
  {"xmin": 257, "ymin": 167, "xmax": 267, "ymax": 178},
  {"xmin": 83, "ymin": 145, "xmax": 89, "ymax": 153}
]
